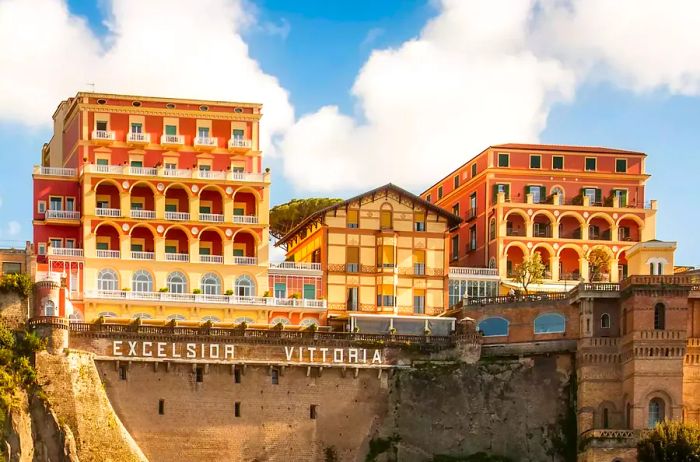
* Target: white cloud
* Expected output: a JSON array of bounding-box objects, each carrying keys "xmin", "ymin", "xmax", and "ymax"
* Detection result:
[
  {"xmin": 6, "ymin": 221, "xmax": 20, "ymax": 237},
  {"xmin": 0, "ymin": 0, "xmax": 294, "ymax": 153}
]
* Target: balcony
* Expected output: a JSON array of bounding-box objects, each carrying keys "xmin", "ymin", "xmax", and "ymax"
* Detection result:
[
  {"xmin": 160, "ymin": 134, "xmax": 184, "ymax": 145},
  {"xmin": 466, "ymin": 208, "xmax": 477, "ymax": 221},
  {"xmin": 199, "ymin": 213, "xmax": 224, "ymax": 223},
  {"xmin": 228, "ymin": 138, "xmax": 252, "ymax": 150},
  {"xmin": 83, "ymin": 289, "xmax": 327, "ymax": 309},
  {"xmin": 200, "ymin": 255, "xmax": 224, "ymax": 264},
  {"xmin": 96, "ymin": 250, "xmax": 120, "ymax": 259},
  {"xmin": 231, "ymin": 171, "xmax": 265, "ymax": 182},
  {"xmin": 194, "ymin": 136, "xmax": 218, "ymax": 149},
  {"xmin": 268, "ymin": 262, "xmax": 322, "ymax": 276},
  {"xmin": 82, "ymin": 164, "xmax": 267, "ymax": 184},
  {"xmin": 449, "ymin": 267, "xmax": 500, "ymax": 277},
  {"xmin": 164, "ymin": 211, "xmax": 190, "ymax": 221},
  {"xmin": 413, "ymin": 263, "xmax": 426, "ymax": 276},
  {"xmin": 233, "ymin": 256, "xmax": 257, "ymax": 265},
  {"xmin": 95, "ymin": 207, "xmax": 121, "ymax": 217},
  {"xmin": 131, "ymin": 251, "xmax": 155, "ymax": 260},
  {"xmin": 162, "ymin": 168, "xmax": 191, "ymax": 178},
  {"xmin": 48, "ymin": 247, "xmax": 84, "ymax": 258},
  {"xmin": 130, "ymin": 209, "xmax": 156, "ymax": 219},
  {"xmin": 129, "ymin": 166, "xmax": 158, "ymax": 176},
  {"xmin": 232, "ymin": 215, "xmax": 259, "ymax": 225},
  {"xmin": 127, "ymin": 132, "xmax": 151, "ymax": 144},
  {"xmin": 34, "ymin": 166, "xmax": 77, "ymax": 177},
  {"xmin": 94, "ymin": 164, "xmax": 123, "ymax": 174},
  {"xmin": 197, "ymin": 170, "xmax": 227, "ymax": 180},
  {"xmin": 92, "ymin": 130, "xmax": 116, "ymax": 142},
  {"xmin": 45, "ymin": 210, "xmax": 80, "ymax": 221},
  {"xmin": 165, "ymin": 253, "xmax": 189, "ymax": 262}
]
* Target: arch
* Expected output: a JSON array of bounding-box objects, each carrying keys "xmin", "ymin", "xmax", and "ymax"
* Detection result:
[
  {"xmin": 531, "ymin": 242, "xmax": 556, "ymax": 255},
  {"xmin": 132, "ymin": 313, "xmax": 152, "ymax": 320},
  {"xmin": 166, "ymin": 314, "xmax": 186, "ymax": 321},
  {"xmin": 201, "ymin": 272, "xmax": 222, "ymax": 295},
  {"xmin": 530, "ymin": 209, "xmax": 557, "ymax": 223},
  {"xmin": 128, "ymin": 180, "xmax": 158, "ymax": 193},
  {"xmin": 164, "ymin": 223, "xmax": 193, "ymax": 238},
  {"xmin": 97, "ymin": 268, "xmax": 119, "ymax": 291},
  {"xmin": 587, "ymin": 245, "xmax": 614, "ymax": 259},
  {"xmin": 616, "ymin": 213, "xmax": 645, "ymax": 228},
  {"xmin": 132, "ymin": 269, "xmax": 153, "ymax": 292},
  {"xmin": 197, "ymin": 225, "xmax": 227, "ymax": 241},
  {"xmin": 128, "ymin": 222, "xmax": 158, "ymax": 237},
  {"xmin": 477, "ymin": 317, "xmax": 509, "ymax": 337},
  {"xmin": 534, "ymin": 313, "xmax": 566, "ymax": 334},
  {"xmin": 44, "ymin": 300, "xmax": 56, "ymax": 317},
  {"xmin": 503, "ymin": 241, "xmax": 530, "ymax": 257},
  {"xmin": 232, "ymin": 228, "xmax": 261, "ymax": 243},
  {"xmin": 654, "ymin": 303, "xmax": 666, "ymax": 330},
  {"xmin": 234, "ymin": 274, "xmax": 256, "ymax": 297},
  {"xmin": 556, "ymin": 244, "xmax": 583, "ymax": 258},
  {"xmin": 232, "ymin": 185, "xmax": 262, "ymax": 202},
  {"xmin": 586, "ymin": 212, "xmax": 615, "ymax": 227},
  {"xmin": 234, "ymin": 316, "xmax": 255, "ymax": 325},
  {"xmin": 166, "ymin": 271, "xmax": 188, "ymax": 294},
  {"xmin": 270, "ymin": 316, "xmax": 290, "ymax": 326},
  {"xmin": 550, "ymin": 185, "xmax": 565, "ymax": 202},
  {"xmin": 503, "ymin": 208, "xmax": 530, "ymax": 222},
  {"xmin": 601, "ymin": 313, "xmax": 611, "ymax": 329},
  {"xmin": 648, "ymin": 397, "xmax": 665, "ymax": 428},
  {"xmin": 557, "ymin": 211, "xmax": 585, "ymax": 225},
  {"xmin": 94, "ymin": 177, "xmax": 123, "ymax": 191},
  {"xmin": 616, "ymin": 247, "xmax": 628, "ymax": 259},
  {"xmin": 197, "ymin": 183, "xmax": 227, "ymax": 197},
  {"xmin": 201, "ymin": 316, "xmax": 221, "ymax": 323},
  {"xmin": 163, "ymin": 182, "xmax": 194, "ymax": 196},
  {"xmin": 94, "ymin": 221, "xmax": 123, "ymax": 235},
  {"xmin": 300, "ymin": 318, "xmax": 320, "ymax": 328},
  {"xmin": 97, "ymin": 311, "xmax": 118, "ymax": 318}
]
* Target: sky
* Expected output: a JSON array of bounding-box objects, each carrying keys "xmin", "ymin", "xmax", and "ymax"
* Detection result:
[{"xmin": 0, "ymin": 0, "xmax": 698, "ymax": 265}]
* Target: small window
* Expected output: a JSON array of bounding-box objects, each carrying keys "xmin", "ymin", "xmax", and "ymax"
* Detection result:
[
  {"xmin": 616, "ymin": 159, "xmax": 627, "ymax": 173},
  {"xmin": 158, "ymin": 399, "xmax": 165, "ymax": 415},
  {"xmin": 426, "ymin": 194, "xmax": 431, "ymax": 203},
  {"xmin": 437, "ymin": 186, "xmax": 443, "ymax": 200},
  {"xmin": 469, "ymin": 225, "xmax": 477, "ymax": 251},
  {"xmin": 37, "ymin": 243, "xmax": 46, "ymax": 255},
  {"xmin": 414, "ymin": 211, "xmax": 426, "ymax": 232},
  {"xmin": 119, "ymin": 365, "xmax": 127, "ymax": 380},
  {"xmin": 347, "ymin": 210, "xmax": 359, "ymax": 229},
  {"xmin": 453, "ymin": 175, "xmax": 460, "ymax": 189},
  {"xmin": 195, "ymin": 366, "xmax": 204, "ymax": 383},
  {"xmin": 234, "ymin": 368, "xmax": 241, "ymax": 384},
  {"xmin": 603, "ymin": 408, "xmax": 609, "ymax": 429},
  {"xmin": 601, "ymin": 313, "xmax": 611, "ymax": 329},
  {"xmin": 164, "ymin": 124, "xmax": 177, "ymax": 136},
  {"xmin": 97, "ymin": 99, "xmax": 106, "ymax": 105},
  {"xmin": 96, "ymin": 158, "xmax": 109, "ymax": 166},
  {"xmin": 471, "ymin": 163, "xmax": 477, "ymax": 177},
  {"xmin": 2, "ymin": 262, "xmax": 21, "ymax": 274},
  {"xmin": 199, "ymin": 105, "xmax": 209, "ymax": 111},
  {"xmin": 271, "ymin": 368, "xmax": 279, "ymax": 385},
  {"xmin": 498, "ymin": 153, "xmax": 509, "ymax": 167},
  {"xmin": 380, "ymin": 210, "xmax": 392, "ymax": 230},
  {"xmin": 585, "ymin": 157, "xmax": 597, "ymax": 171},
  {"xmin": 530, "ymin": 155, "xmax": 541, "ymax": 169},
  {"xmin": 452, "ymin": 203, "xmax": 460, "ymax": 217},
  {"xmin": 310, "ymin": 404, "xmax": 318, "ymax": 420},
  {"xmin": 37, "ymin": 201, "xmax": 46, "ymax": 214},
  {"xmin": 234, "ymin": 402, "xmax": 241, "ymax": 417},
  {"xmin": 451, "ymin": 235, "xmax": 459, "ymax": 260},
  {"xmin": 132, "ymin": 101, "xmax": 142, "ymax": 107},
  {"xmin": 96, "ymin": 120, "xmax": 108, "ymax": 131},
  {"xmin": 552, "ymin": 156, "xmax": 564, "ymax": 170},
  {"xmin": 165, "ymin": 103, "xmax": 176, "ymax": 109},
  {"xmin": 654, "ymin": 303, "xmax": 665, "ymax": 330}
]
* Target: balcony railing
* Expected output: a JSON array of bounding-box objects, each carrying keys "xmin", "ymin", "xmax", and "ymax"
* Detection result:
[
  {"xmin": 269, "ymin": 262, "xmax": 322, "ymax": 271},
  {"xmin": 162, "ymin": 168, "xmax": 191, "ymax": 178},
  {"xmin": 96, "ymin": 250, "xmax": 120, "ymax": 259},
  {"xmin": 45, "ymin": 210, "xmax": 80, "ymax": 220},
  {"xmin": 231, "ymin": 171, "xmax": 265, "ymax": 182},
  {"xmin": 92, "ymin": 130, "xmax": 115, "ymax": 141},
  {"xmin": 194, "ymin": 136, "xmax": 218, "ymax": 147},
  {"xmin": 199, "ymin": 213, "xmax": 224, "ymax": 223},
  {"xmin": 129, "ymin": 166, "xmax": 158, "ymax": 176},
  {"xmin": 200, "ymin": 255, "xmax": 224, "ymax": 264},
  {"xmin": 414, "ymin": 263, "xmax": 426, "ymax": 276},
  {"xmin": 48, "ymin": 247, "xmax": 84, "ymax": 257},
  {"xmin": 197, "ymin": 170, "xmax": 227, "ymax": 180},
  {"xmin": 228, "ymin": 138, "xmax": 252, "ymax": 149},
  {"xmin": 165, "ymin": 211, "xmax": 190, "ymax": 221},
  {"xmin": 449, "ymin": 267, "xmax": 499, "ymax": 277},
  {"xmin": 233, "ymin": 256, "xmax": 257, "ymax": 265},
  {"xmin": 127, "ymin": 132, "xmax": 151, "ymax": 143},
  {"xmin": 95, "ymin": 207, "xmax": 120, "ymax": 217},
  {"xmin": 130, "ymin": 209, "xmax": 156, "ymax": 219},
  {"xmin": 232, "ymin": 215, "xmax": 259, "ymax": 224},
  {"xmin": 84, "ymin": 290, "xmax": 327, "ymax": 309},
  {"xmin": 161, "ymin": 134, "xmax": 184, "ymax": 145},
  {"xmin": 82, "ymin": 164, "xmax": 267, "ymax": 183},
  {"xmin": 165, "ymin": 253, "xmax": 189, "ymax": 262},
  {"xmin": 35, "ymin": 166, "xmax": 77, "ymax": 177},
  {"xmin": 131, "ymin": 251, "xmax": 155, "ymax": 260}
]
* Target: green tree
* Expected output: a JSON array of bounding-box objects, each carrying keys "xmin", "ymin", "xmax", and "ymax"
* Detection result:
[
  {"xmin": 513, "ymin": 252, "xmax": 546, "ymax": 294},
  {"xmin": 0, "ymin": 273, "xmax": 33, "ymax": 298},
  {"xmin": 269, "ymin": 198, "xmax": 343, "ymax": 242},
  {"xmin": 587, "ymin": 248, "xmax": 611, "ymax": 282},
  {"xmin": 637, "ymin": 420, "xmax": 700, "ymax": 461}
]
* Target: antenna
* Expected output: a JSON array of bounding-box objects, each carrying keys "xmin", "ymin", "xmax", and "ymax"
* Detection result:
[{"xmin": 87, "ymin": 82, "xmax": 95, "ymax": 92}]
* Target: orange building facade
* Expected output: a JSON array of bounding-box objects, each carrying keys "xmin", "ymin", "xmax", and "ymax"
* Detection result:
[
  {"xmin": 32, "ymin": 92, "xmax": 325, "ymax": 327},
  {"xmin": 422, "ymin": 144, "xmax": 657, "ymax": 292}
]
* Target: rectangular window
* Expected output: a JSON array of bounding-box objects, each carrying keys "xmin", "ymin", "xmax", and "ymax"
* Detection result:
[
  {"xmin": 65, "ymin": 197, "xmax": 75, "ymax": 211},
  {"xmin": 130, "ymin": 123, "xmax": 143, "ymax": 134},
  {"xmin": 37, "ymin": 201, "xmax": 46, "ymax": 214},
  {"xmin": 585, "ymin": 157, "xmax": 597, "ymax": 171},
  {"xmin": 164, "ymin": 162, "xmax": 177, "ymax": 170},
  {"xmin": 274, "ymin": 282, "xmax": 286, "ymax": 298},
  {"xmin": 413, "ymin": 250, "xmax": 425, "ymax": 275},
  {"xmin": 346, "ymin": 287, "xmax": 358, "ymax": 311},
  {"xmin": 493, "ymin": 184, "xmax": 510, "ymax": 203},
  {"xmin": 234, "ymin": 368, "xmax": 241, "ymax": 384},
  {"xmin": 198, "ymin": 126, "xmax": 210, "ymax": 138},
  {"xmin": 234, "ymin": 402, "xmax": 241, "ymax": 417},
  {"xmin": 49, "ymin": 196, "xmax": 62, "ymax": 210},
  {"xmin": 453, "ymin": 175, "xmax": 460, "ymax": 189},
  {"xmin": 452, "ymin": 203, "xmax": 460, "ymax": 217},
  {"xmin": 528, "ymin": 185, "xmax": 542, "ymax": 204},
  {"xmin": 271, "ymin": 368, "xmax": 279, "ymax": 385},
  {"xmin": 131, "ymin": 202, "xmax": 143, "ymax": 210},
  {"xmin": 616, "ymin": 158, "xmax": 627, "ymax": 173},
  {"xmin": 195, "ymin": 366, "xmax": 204, "ymax": 383},
  {"xmin": 303, "ymin": 284, "xmax": 316, "ymax": 300},
  {"xmin": 96, "ymin": 158, "xmax": 109, "ymax": 166},
  {"xmin": 414, "ymin": 211, "xmax": 426, "ymax": 232},
  {"xmin": 65, "ymin": 239, "xmax": 75, "ymax": 249},
  {"xmin": 50, "ymin": 238, "xmax": 62, "ymax": 248},
  {"xmin": 37, "ymin": 243, "xmax": 46, "ymax": 255},
  {"xmin": 469, "ymin": 225, "xmax": 477, "ymax": 251},
  {"xmin": 233, "ymin": 248, "xmax": 244, "ymax": 257},
  {"xmin": 232, "ymin": 129, "xmax": 244, "ymax": 139},
  {"xmin": 437, "ymin": 186, "xmax": 443, "ymax": 200},
  {"xmin": 130, "ymin": 160, "xmax": 143, "ymax": 168},
  {"xmin": 2, "ymin": 262, "xmax": 21, "ymax": 274},
  {"xmin": 233, "ymin": 207, "xmax": 245, "ymax": 216},
  {"xmin": 130, "ymin": 243, "xmax": 143, "ymax": 254},
  {"xmin": 498, "ymin": 153, "xmax": 509, "ymax": 167},
  {"xmin": 426, "ymin": 194, "xmax": 431, "ymax": 203},
  {"xmin": 469, "ymin": 193, "xmax": 477, "ymax": 212},
  {"xmin": 377, "ymin": 284, "xmax": 395, "ymax": 307},
  {"xmin": 471, "ymin": 163, "xmax": 477, "ymax": 177},
  {"xmin": 96, "ymin": 242, "xmax": 109, "ymax": 250},
  {"xmin": 310, "ymin": 404, "xmax": 318, "ymax": 420},
  {"xmin": 530, "ymin": 155, "xmax": 541, "ymax": 169},
  {"xmin": 199, "ymin": 205, "xmax": 211, "ymax": 214},
  {"xmin": 347, "ymin": 210, "xmax": 359, "ymax": 228},
  {"xmin": 451, "ymin": 235, "xmax": 459, "ymax": 260},
  {"xmin": 614, "ymin": 189, "xmax": 628, "ymax": 207},
  {"xmin": 165, "ymin": 124, "xmax": 177, "ymax": 136},
  {"xmin": 380, "ymin": 210, "xmax": 392, "ymax": 230},
  {"xmin": 199, "ymin": 247, "xmax": 211, "ymax": 256},
  {"xmin": 346, "ymin": 247, "xmax": 359, "ymax": 273},
  {"xmin": 119, "ymin": 365, "xmax": 127, "ymax": 380},
  {"xmin": 164, "ymin": 245, "xmax": 177, "ymax": 254},
  {"xmin": 413, "ymin": 289, "xmax": 425, "ymax": 314},
  {"xmin": 165, "ymin": 203, "xmax": 177, "ymax": 212},
  {"xmin": 552, "ymin": 156, "xmax": 564, "ymax": 170},
  {"xmin": 96, "ymin": 120, "xmax": 108, "ymax": 131},
  {"xmin": 584, "ymin": 188, "xmax": 602, "ymax": 205},
  {"xmin": 198, "ymin": 164, "xmax": 211, "ymax": 171},
  {"xmin": 158, "ymin": 399, "xmax": 165, "ymax": 415}
]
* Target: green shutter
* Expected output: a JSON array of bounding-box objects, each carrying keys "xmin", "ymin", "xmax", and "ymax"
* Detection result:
[
  {"xmin": 492, "ymin": 184, "xmax": 499, "ymax": 203},
  {"xmin": 620, "ymin": 190, "xmax": 627, "ymax": 206},
  {"xmin": 303, "ymin": 284, "xmax": 316, "ymax": 299},
  {"xmin": 504, "ymin": 184, "xmax": 510, "ymax": 200},
  {"xmin": 595, "ymin": 189, "xmax": 602, "ymax": 204},
  {"xmin": 165, "ymin": 125, "xmax": 177, "ymax": 135},
  {"xmin": 540, "ymin": 186, "xmax": 547, "ymax": 200}
]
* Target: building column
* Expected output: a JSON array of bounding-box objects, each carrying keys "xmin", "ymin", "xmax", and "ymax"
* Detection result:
[
  {"xmin": 189, "ymin": 195, "xmax": 200, "ymax": 219},
  {"xmin": 610, "ymin": 258, "xmax": 619, "ymax": 282},
  {"xmin": 223, "ymin": 239, "xmax": 233, "ymax": 265},
  {"xmin": 550, "ymin": 255, "xmax": 560, "ymax": 281},
  {"xmin": 611, "ymin": 224, "xmax": 619, "ymax": 242},
  {"xmin": 551, "ymin": 220, "xmax": 559, "ymax": 239},
  {"xmin": 120, "ymin": 192, "xmax": 130, "ymax": 218},
  {"xmin": 189, "ymin": 238, "xmax": 200, "ymax": 264},
  {"xmin": 154, "ymin": 193, "xmax": 165, "ymax": 220},
  {"xmin": 525, "ymin": 217, "xmax": 533, "ymax": 238},
  {"xmin": 581, "ymin": 223, "xmax": 589, "ymax": 241},
  {"xmin": 579, "ymin": 257, "xmax": 589, "ymax": 282},
  {"xmin": 120, "ymin": 234, "xmax": 131, "ymax": 259},
  {"xmin": 155, "ymin": 236, "xmax": 165, "ymax": 261},
  {"xmin": 223, "ymin": 196, "xmax": 233, "ymax": 223}
]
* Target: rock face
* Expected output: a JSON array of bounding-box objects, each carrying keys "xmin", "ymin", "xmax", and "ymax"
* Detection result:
[{"xmin": 0, "ymin": 292, "xmax": 28, "ymax": 329}]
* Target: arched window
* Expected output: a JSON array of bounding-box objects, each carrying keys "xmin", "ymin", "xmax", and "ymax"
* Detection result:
[
  {"xmin": 97, "ymin": 269, "xmax": 119, "ymax": 291},
  {"xmin": 654, "ymin": 303, "xmax": 665, "ymax": 330},
  {"xmin": 166, "ymin": 272, "xmax": 187, "ymax": 294},
  {"xmin": 234, "ymin": 316, "xmax": 255, "ymax": 325},
  {"xmin": 380, "ymin": 209, "xmax": 393, "ymax": 230},
  {"xmin": 534, "ymin": 313, "xmax": 566, "ymax": 334},
  {"xmin": 551, "ymin": 186, "xmax": 564, "ymax": 203},
  {"xmin": 477, "ymin": 317, "xmax": 509, "ymax": 337},
  {"xmin": 201, "ymin": 272, "xmax": 221, "ymax": 295},
  {"xmin": 270, "ymin": 316, "xmax": 290, "ymax": 326},
  {"xmin": 201, "ymin": 316, "xmax": 221, "ymax": 323},
  {"xmin": 300, "ymin": 318, "xmax": 319, "ymax": 328},
  {"xmin": 98, "ymin": 311, "xmax": 117, "ymax": 318},
  {"xmin": 68, "ymin": 312, "xmax": 83, "ymax": 321},
  {"xmin": 44, "ymin": 300, "xmax": 56, "ymax": 316},
  {"xmin": 166, "ymin": 314, "xmax": 186, "ymax": 321},
  {"xmin": 132, "ymin": 270, "xmax": 153, "ymax": 292},
  {"xmin": 132, "ymin": 313, "xmax": 152, "ymax": 319},
  {"xmin": 488, "ymin": 257, "xmax": 496, "ymax": 269},
  {"xmin": 648, "ymin": 398, "xmax": 665, "ymax": 428},
  {"xmin": 235, "ymin": 275, "xmax": 255, "ymax": 297},
  {"xmin": 601, "ymin": 313, "xmax": 611, "ymax": 329},
  {"xmin": 602, "ymin": 408, "xmax": 609, "ymax": 429}
]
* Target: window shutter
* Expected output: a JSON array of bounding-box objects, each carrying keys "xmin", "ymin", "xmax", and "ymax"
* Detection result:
[
  {"xmin": 525, "ymin": 185, "xmax": 531, "ymax": 197},
  {"xmin": 595, "ymin": 189, "xmax": 602, "ymax": 204},
  {"xmin": 540, "ymin": 186, "xmax": 547, "ymax": 199},
  {"xmin": 382, "ymin": 246, "xmax": 394, "ymax": 265},
  {"xmin": 492, "ymin": 184, "xmax": 499, "ymax": 202},
  {"xmin": 347, "ymin": 247, "xmax": 359, "ymax": 264},
  {"xmin": 504, "ymin": 184, "xmax": 510, "ymax": 199},
  {"xmin": 413, "ymin": 250, "xmax": 425, "ymax": 264}
]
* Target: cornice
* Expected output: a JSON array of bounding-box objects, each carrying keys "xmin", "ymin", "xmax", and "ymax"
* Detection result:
[{"xmin": 79, "ymin": 103, "xmax": 261, "ymax": 122}]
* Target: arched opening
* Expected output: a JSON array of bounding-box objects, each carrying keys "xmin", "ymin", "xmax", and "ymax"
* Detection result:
[
  {"xmin": 477, "ymin": 317, "xmax": 509, "ymax": 337},
  {"xmin": 232, "ymin": 189, "xmax": 259, "ymax": 224},
  {"xmin": 164, "ymin": 227, "xmax": 190, "ymax": 261},
  {"xmin": 648, "ymin": 398, "xmax": 665, "ymax": 428},
  {"xmin": 200, "ymin": 272, "xmax": 222, "ymax": 295},
  {"xmin": 199, "ymin": 229, "xmax": 223, "ymax": 263},
  {"xmin": 534, "ymin": 313, "xmax": 566, "ymax": 334},
  {"xmin": 617, "ymin": 217, "xmax": 641, "ymax": 242},
  {"xmin": 132, "ymin": 269, "xmax": 154, "ymax": 293},
  {"xmin": 551, "ymin": 186, "xmax": 565, "ymax": 204},
  {"xmin": 559, "ymin": 247, "xmax": 581, "ymax": 281},
  {"xmin": 199, "ymin": 186, "xmax": 224, "ymax": 222},
  {"xmin": 235, "ymin": 275, "xmax": 256, "ymax": 297},
  {"xmin": 505, "ymin": 245, "xmax": 525, "ymax": 277},
  {"xmin": 588, "ymin": 216, "xmax": 613, "ymax": 241},
  {"xmin": 130, "ymin": 225, "xmax": 155, "ymax": 260},
  {"xmin": 626, "ymin": 403, "xmax": 633, "ymax": 428},
  {"xmin": 533, "ymin": 246, "xmax": 553, "ymax": 279},
  {"xmin": 618, "ymin": 250, "xmax": 628, "ymax": 280},
  {"xmin": 233, "ymin": 230, "xmax": 258, "ymax": 265},
  {"xmin": 44, "ymin": 300, "xmax": 56, "ymax": 317},
  {"xmin": 654, "ymin": 303, "xmax": 666, "ymax": 330},
  {"xmin": 129, "ymin": 182, "xmax": 155, "ymax": 219},
  {"xmin": 94, "ymin": 181, "xmax": 121, "ymax": 217},
  {"xmin": 601, "ymin": 313, "xmax": 611, "ymax": 329},
  {"xmin": 95, "ymin": 223, "xmax": 121, "ymax": 257},
  {"xmin": 164, "ymin": 184, "xmax": 190, "ymax": 220},
  {"xmin": 489, "ymin": 218, "xmax": 496, "ymax": 241},
  {"xmin": 532, "ymin": 213, "xmax": 553, "ymax": 238},
  {"xmin": 97, "ymin": 268, "xmax": 119, "ymax": 291},
  {"xmin": 506, "ymin": 212, "xmax": 526, "ymax": 237},
  {"xmin": 166, "ymin": 271, "xmax": 187, "ymax": 294},
  {"xmin": 558, "ymin": 214, "xmax": 583, "ymax": 239}
]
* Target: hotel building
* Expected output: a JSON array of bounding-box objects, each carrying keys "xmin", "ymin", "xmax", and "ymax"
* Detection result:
[
  {"xmin": 32, "ymin": 92, "xmax": 325, "ymax": 326},
  {"xmin": 422, "ymin": 144, "xmax": 659, "ymax": 294}
]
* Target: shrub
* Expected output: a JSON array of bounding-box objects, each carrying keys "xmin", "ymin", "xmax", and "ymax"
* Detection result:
[
  {"xmin": 0, "ymin": 273, "xmax": 33, "ymax": 298},
  {"xmin": 192, "ymin": 288, "xmax": 202, "ymax": 294},
  {"xmin": 637, "ymin": 420, "xmax": 700, "ymax": 461},
  {"xmin": 158, "ymin": 287, "xmax": 169, "ymax": 293},
  {"xmin": 225, "ymin": 289, "xmax": 234, "ymax": 296}
]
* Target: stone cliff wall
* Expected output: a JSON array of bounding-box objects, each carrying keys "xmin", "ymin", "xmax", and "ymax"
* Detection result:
[{"xmin": 0, "ymin": 292, "xmax": 27, "ymax": 329}]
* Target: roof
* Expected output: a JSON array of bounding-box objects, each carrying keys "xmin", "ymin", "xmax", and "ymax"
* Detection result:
[
  {"xmin": 75, "ymin": 91, "xmax": 262, "ymax": 108},
  {"xmin": 490, "ymin": 143, "xmax": 646, "ymax": 156},
  {"xmin": 276, "ymin": 183, "xmax": 462, "ymax": 247}
]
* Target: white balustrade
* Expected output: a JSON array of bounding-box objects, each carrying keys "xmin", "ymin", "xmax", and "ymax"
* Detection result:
[
  {"xmin": 449, "ymin": 267, "xmax": 499, "ymax": 277},
  {"xmin": 45, "ymin": 210, "xmax": 80, "ymax": 220},
  {"xmin": 230, "ymin": 171, "xmax": 265, "ymax": 182},
  {"xmin": 165, "ymin": 211, "xmax": 190, "ymax": 221},
  {"xmin": 232, "ymin": 215, "xmax": 259, "ymax": 224},
  {"xmin": 129, "ymin": 166, "xmax": 158, "ymax": 176},
  {"xmin": 228, "ymin": 138, "xmax": 252, "ymax": 149},
  {"xmin": 165, "ymin": 253, "xmax": 189, "ymax": 262},
  {"xmin": 92, "ymin": 130, "xmax": 115, "ymax": 141},
  {"xmin": 233, "ymin": 256, "xmax": 257, "ymax": 265},
  {"xmin": 127, "ymin": 132, "xmax": 151, "ymax": 143},
  {"xmin": 161, "ymin": 134, "xmax": 184, "ymax": 145},
  {"xmin": 96, "ymin": 250, "xmax": 120, "ymax": 259},
  {"xmin": 162, "ymin": 168, "xmax": 191, "ymax": 178},
  {"xmin": 194, "ymin": 136, "xmax": 218, "ymax": 147},
  {"xmin": 199, "ymin": 213, "xmax": 224, "ymax": 223},
  {"xmin": 198, "ymin": 170, "xmax": 227, "ymax": 180},
  {"xmin": 96, "ymin": 207, "xmax": 120, "ymax": 217},
  {"xmin": 130, "ymin": 209, "xmax": 156, "ymax": 219},
  {"xmin": 269, "ymin": 262, "xmax": 322, "ymax": 271},
  {"xmin": 200, "ymin": 255, "xmax": 224, "ymax": 264},
  {"xmin": 131, "ymin": 251, "xmax": 155, "ymax": 260},
  {"xmin": 36, "ymin": 166, "xmax": 77, "ymax": 177},
  {"xmin": 49, "ymin": 247, "xmax": 84, "ymax": 257},
  {"xmin": 93, "ymin": 164, "xmax": 124, "ymax": 174}
]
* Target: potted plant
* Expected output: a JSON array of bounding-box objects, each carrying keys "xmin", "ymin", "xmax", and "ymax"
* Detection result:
[
  {"xmin": 158, "ymin": 287, "xmax": 169, "ymax": 293},
  {"xmin": 237, "ymin": 321, "xmax": 248, "ymax": 331},
  {"xmin": 193, "ymin": 288, "xmax": 202, "ymax": 295},
  {"xmin": 290, "ymin": 293, "xmax": 300, "ymax": 299},
  {"xmin": 263, "ymin": 290, "xmax": 272, "ymax": 297},
  {"xmin": 273, "ymin": 321, "xmax": 285, "ymax": 331},
  {"xmin": 353, "ymin": 326, "xmax": 360, "ymax": 333},
  {"xmin": 225, "ymin": 289, "xmax": 234, "ymax": 296},
  {"xmin": 389, "ymin": 327, "xmax": 397, "ymax": 335},
  {"xmin": 424, "ymin": 328, "xmax": 432, "ymax": 336},
  {"xmin": 122, "ymin": 287, "xmax": 131, "ymax": 292}
]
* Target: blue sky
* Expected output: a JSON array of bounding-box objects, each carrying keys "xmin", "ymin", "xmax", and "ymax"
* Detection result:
[{"xmin": 0, "ymin": 0, "xmax": 698, "ymax": 265}]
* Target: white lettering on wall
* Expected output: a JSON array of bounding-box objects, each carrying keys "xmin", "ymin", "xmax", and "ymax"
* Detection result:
[
  {"xmin": 186, "ymin": 343, "xmax": 196, "ymax": 358},
  {"xmin": 142, "ymin": 341, "xmax": 152, "ymax": 357},
  {"xmin": 285, "ymin": 346, "xmax": 294, "ymax": 361},
  {"xmin": 113, "ymin": 340, "xmax": 123, "ymax": 356},
  {"xmin": 157, "ymin": 342, "xmax": 166, "ymax": 357},
  {"xmin": 224, "ymin": 344, "xmax": 235, "ymax": 359}
]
